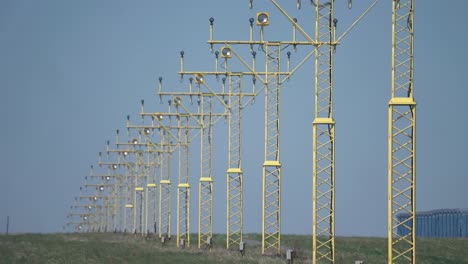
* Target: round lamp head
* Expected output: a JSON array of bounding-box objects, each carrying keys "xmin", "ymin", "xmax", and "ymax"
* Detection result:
[
  {"xmin": 194, "ymin": 74, "xmax": 204, "ymax": 84},
  {"xmin": 256, "ymin": 12, "xmax": 270, "ymax": 26},
  {"xmin": 221, "ymin": 47, "xmax": 232, "ymax": 58},
  {"xmin": 131, "ymin": 138, "xmax": 138, "ymax": 145},
  {"xmin": 174, "ymin": 96, "xmax": 182, "ymax": 105}
]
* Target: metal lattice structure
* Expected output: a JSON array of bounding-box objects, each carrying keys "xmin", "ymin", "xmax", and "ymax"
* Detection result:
[
  {"xmin": 388, "ymin": 0, "xmax": 416, "ymax": 263},
  {"xmin": 198, "ymin": 95, "xmax": 214, "ymax": 249},
  {"xmin": 312, "ymin": 1, "xmax": 336, "ymax": 263},
  {"xmin": 176, "ymin": 114, "xmax": 191, "ymax": 247},
  {"xmin": 226, "ymin": 74, "xmax": 243, "ymax": 249},
  {"xmin": 262, "ymin": 43, "xmax": 282, "ymax": 256},
  {"xmin": 159, "ymin": 130, "xmax": 173, "ymax": 239}
]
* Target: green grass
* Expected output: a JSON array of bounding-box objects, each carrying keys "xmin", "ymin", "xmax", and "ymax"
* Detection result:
[{"xmin": 0, "ymin": 233, "xmax": 467, "ymax": 263}]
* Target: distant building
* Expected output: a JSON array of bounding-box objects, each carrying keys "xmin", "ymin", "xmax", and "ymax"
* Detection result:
[{"xmin": 397, "ymin": 209, "xmax": 468, "ymax": 238}]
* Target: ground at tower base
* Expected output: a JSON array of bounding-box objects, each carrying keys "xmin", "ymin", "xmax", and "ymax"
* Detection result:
[{"xmin": 1, "ymin": 233, "xmax": 467, "ymax": 263}]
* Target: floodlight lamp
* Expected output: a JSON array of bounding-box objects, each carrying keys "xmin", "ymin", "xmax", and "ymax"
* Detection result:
[
  {"xmin": 209, "ymin": 17, "xmax": 214, "ymax": 25},
  {"xmin": 123, "ymin": 151, "xmax": 129, "ymax": 157},
  {"xmin": 348, "ymin": 0, "xmax": 352, "ymax": 9},
  {"xmin": 131, "ymin": 138, "xmax": 139, "ymax": 145},
  {"xmin": 93, "ymin": 196, "xmax": 98, "ymax": 201},
  {"xmin": 221, "ymin": 47, "xmax": 232, "ymax": 58},
  {"xmin": 106, "ymin": 176, "xmax": 111, "ymax": 181},
  {"xmin": 287, "ymin": 51, "xmax": 291, "ymax": 58},
  {"xmin": 157, "ymin": 114, "xmax": 164, "ymax": 120},
  {"xmin": 180, "ymin": 51, "xmax": 184, "ymax": 58},
  {"xmin": 214, "ymin": 51, "xmax": 219, "ymax": 59},
  {"xmin": 99, "ymin": 186, "xmax": 104, "ymax": 191},
  {"xmin": 158, "ymin": 76, "xmax": 163, "ymax": 83},
  {"xmin": 333, "ymin": 18, "xmax": 338, "ymax": 27},
  {"xmin": 84, "ymin": 216, "xmax": 88, "ymax": 220},
  {"xmin": 88, "ymin": 205, "xmax": 92, "ymax": 210},
  {"xmin": 249, "ymin": 17, "xmax": 254, "ymax": 26},
  {"xmin": 174, "ymin": 96, "xmax": 182, "ymax": 105},
  {"xmin": 78, "ymin": 225, "xmax": 82, "ymax": 230},
  {"xmin": 194, "ymin": 74, "xmax": 205, "ymax": 84},
  {"xmin": 256, "ymin": 12, "xmax": 269, "ymax": 26},
  {"xmin": 143, "ymin": 128, "xmax": 151, "ymax": 135}
]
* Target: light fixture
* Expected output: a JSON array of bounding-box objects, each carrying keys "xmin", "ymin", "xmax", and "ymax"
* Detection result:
[
  {"xmin": 111, "ymin": 164, "xmax": 118, "ymax": 170},
  {"xmin": 256, "ymin": 12, "xmax": 269, "ymax": 26},
  {"xmin": 221, "ymin": 47, "xmax": 232, "ymax": 58},
  {"xmin": 88, "ymin": 205, "xmax": 92, "ymax": 210},
  {"xmin": 348, "ymin": 0, "xmax": 352, "ymax": 9},
  {"xmin": 131, "ymin": 138, "xmax": 138, "ymax": 145},
  {"xmin": 99, "ymin": 186, "xmax": 104, "ymax": 191},
  {"xmin": 84, "ymin": 216, "xmax": 88, "ymax": 220},
  {"xmin": 123, "ymin": 151, "xmax": 129, "ymax": 157},
  {"xmin": 106, "ymin": 176, "xmax": 111, "ymax": 181},
  {"xmin": 143, "ymin": 128, "xmax": 151, "ymax": 135},
  {"xmin": 194, "ymin": 74, "xmax": 205, "ymax": 84},
  {"xmin": 173, "ymin": 96, "xmax": 182, "ymax": 106},
  {"xmin": 93, "ymin": 196, "xmax": 98, "ymax": 201}
]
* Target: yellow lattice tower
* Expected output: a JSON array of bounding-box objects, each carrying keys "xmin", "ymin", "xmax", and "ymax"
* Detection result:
[
  {"xmin": 388, "ymin": 0, "xmax": 415, "ymax": 263},
  {"xmin": 311, "ymin": 1, "xmax": 336, "ymax": 262},
  {"xmin": 207, "ymin": 12, "xmax": 292, "ymax": 255},
  {"xmin": 113, "ymin": 130, "xmax": 146, "ymax": 234},
  {"xmin": 137, "ymin": 108, "xmax": 192, "ymax": 246},
  {"xmin": 269, "ymin": 0, "xmax": 378, "ymax": 261},
  {"xmin": 226, "ymin": 74, "xmax": 244, "ymax": 249},
  {"xmin": 100, "ymin": 145, "xmax": 128, "ymax": 232},
  {"xmin": 198, "ymin": 94, "xmax": 214, "ymax": 250},
  {"xmin": 156, "ymin": 75, "xmax": 230, "ymax": 248},
  {"xmin": 177, "ymin": 49, "xmax": 255, "ymax": 249}
]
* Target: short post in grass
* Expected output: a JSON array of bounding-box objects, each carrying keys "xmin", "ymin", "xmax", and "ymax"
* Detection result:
[
  {"xmin": 286, "ymin": 249, "xmax": 295, "ymax": 264},
  {"xmin": 239, "ymin": 241, "xmax": 246, "ymax": 256}
]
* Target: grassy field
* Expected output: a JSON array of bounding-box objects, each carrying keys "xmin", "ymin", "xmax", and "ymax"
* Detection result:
[{"xmin": 1, "ymin": 233, "xmax": 467, "ymax": 264}]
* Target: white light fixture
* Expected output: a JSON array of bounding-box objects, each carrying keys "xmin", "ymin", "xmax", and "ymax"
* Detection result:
[
  {"xmin": 194, "ymin": 74, "xmax": 205, "ymax": 84},
  {"xmin": 256, "ymin": 12, "xmax": 269, "ymax": 26},
  {"xmin": 221, "ymin": 47, "xmax": 232, "ymax": 58}
]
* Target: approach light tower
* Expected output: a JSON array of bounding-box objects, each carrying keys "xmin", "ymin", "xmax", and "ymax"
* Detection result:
[
  {"xmin": 388, "ymin": 0, "xmax": 416, "ymax": 263},
  {"xmin": 213, "ymin": 0, "xmax": 378, "ymax": 258},
  {"xmin": 208, "ymin": 8, "xmax": 299, "ymax": 255},
  {"xmin": 177, "ymin": 46, "xmax": 256, "ymax": 249}
]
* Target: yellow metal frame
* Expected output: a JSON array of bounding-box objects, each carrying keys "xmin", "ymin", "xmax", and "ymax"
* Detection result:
[
  {"xmin": 388, "ymin": 0, "xmax": 416, "ymax": 263},
  {"xmin": 198, "ymin": 95, "xmax": 214, "ymax": 249},
  {"xmin": 226, "ymin": 74, "xmax": 244, "ymax": 249},
  {"xmin": 262, "ymin": 43, "xmax": 282, "ymax": 256},
  {"xmin": 176, "ymin": 116, "xmax": 191, "ymax": 248},
  {"xmin": 312, "ymin": 1, "xmax": 336, "ymax": 263}
]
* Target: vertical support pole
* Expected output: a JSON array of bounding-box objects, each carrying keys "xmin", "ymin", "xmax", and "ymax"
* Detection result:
[
  {"xmin": 312, "ymin": 0, "xmax": 335, "ymax": 263},
  {"xmin": 388, "ymin": 0, "xmax": 416, "ymax": 263},
  {"xmin": 262, "ymin": 43, "xmax": 281, "ymax": 256},
  {"xmin": 177, "ymin": 116, "xmax": 190, "ymax": 248},
  {"xmin": 226, "ymin": 74, "xmax": 244, "ymax": 249},
  {"xmin": 159, "ymin": 130, "xmax": 172, "ymax": 239},
  {"xmin": 6, "ymin": 216, "xmax": 9, "ymax": 235},
  {"xmin": 199, "ymin": 95, "xmax": 214, "ymax": 249}
]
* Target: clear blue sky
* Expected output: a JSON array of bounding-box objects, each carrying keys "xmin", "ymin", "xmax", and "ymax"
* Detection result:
[{"xmin": 1, "ymin": 0, "xmax": 467, "ymax": 236}]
